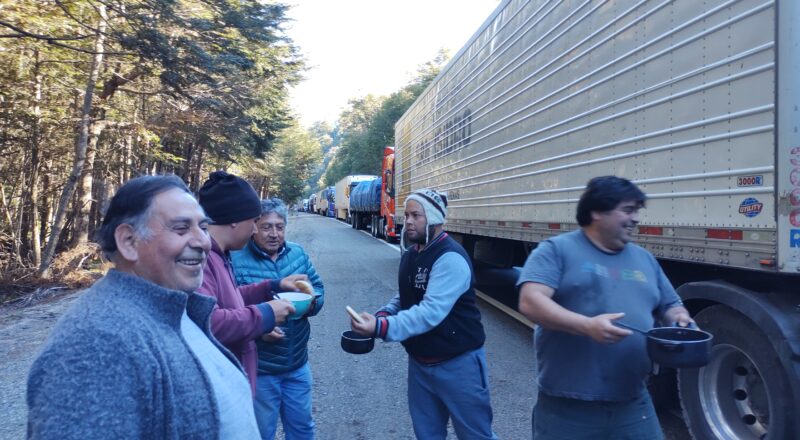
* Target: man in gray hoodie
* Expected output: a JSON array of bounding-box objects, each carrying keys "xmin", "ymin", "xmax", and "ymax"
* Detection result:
[{"xmin": 27, "ymin": 175, "xmax": 260, "ymax": 439}]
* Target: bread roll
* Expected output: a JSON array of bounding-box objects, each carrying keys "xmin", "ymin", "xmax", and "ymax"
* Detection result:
[{"xmin": 294, "ymin": 280, "xmax": 313, "ymax": 294}]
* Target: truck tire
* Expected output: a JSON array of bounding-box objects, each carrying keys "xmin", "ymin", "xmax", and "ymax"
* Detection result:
[
  {"xmin": 351, "ymin": 213, "xmax": 357, "ymax": 228},
  {"xmin": 678, "ymin": 305, "xmax": 795, "ymax": 440}
]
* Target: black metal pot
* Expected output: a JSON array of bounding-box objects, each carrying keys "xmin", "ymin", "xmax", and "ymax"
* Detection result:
[
  {"xmin": 617, "ymin": 322, "xmax": 713, "ymax": 368},
  {"xmin": 341, "ymin": 330, "xmax": 374, "ymax": 354}
]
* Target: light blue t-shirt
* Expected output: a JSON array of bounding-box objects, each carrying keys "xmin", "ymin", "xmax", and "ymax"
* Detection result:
[
  {"xmin": 180, "ymin": 311, "xmax": 260, "ymax": 439},
  {"xmin": 517, "ymin": 230, "xmax": 682, "ymax": 401}
]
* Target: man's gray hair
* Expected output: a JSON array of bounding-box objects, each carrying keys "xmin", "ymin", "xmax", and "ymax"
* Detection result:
[
  {"xmin": 260, "ymin": 197, "xmax": 288, "ymax": 223},
  {"xmin": 96, "ymin": 174, "xmax": 189, "ymax": 257}
]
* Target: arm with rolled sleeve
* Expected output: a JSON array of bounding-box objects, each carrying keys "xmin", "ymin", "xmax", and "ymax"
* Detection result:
[{"xmin": 378, "ymin": 252, "xmax": 471, "ymax": 342}]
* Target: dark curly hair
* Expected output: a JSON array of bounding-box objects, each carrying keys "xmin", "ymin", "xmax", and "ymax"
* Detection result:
[{"xmin": 576, "ymin": 176, "xmax": 646, "ymax": 226}]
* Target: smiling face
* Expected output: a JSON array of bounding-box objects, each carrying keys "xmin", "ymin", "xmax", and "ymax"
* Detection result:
[
  {"xmin": 254, "ymin": 212, "xmax": 286, "ymax": 257},
  {"xmin": 127, "ymin": 188, "xmax": 211, "ymax": 293},
  {"xmin": 591, "ymin": 200, "xmax": 641, "ymax": 251}
]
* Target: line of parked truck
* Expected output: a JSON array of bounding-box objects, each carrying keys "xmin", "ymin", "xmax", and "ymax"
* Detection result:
[
  {"xmin": 303, "ymin": 147, "xmax": 402, "ymax": 242},
  {"xmin": 304, "ymin": 0, "xmax": 800, "ymax": 438}
]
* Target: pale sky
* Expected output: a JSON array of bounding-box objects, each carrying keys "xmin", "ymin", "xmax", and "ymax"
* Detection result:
[{"xmin": 284, "ymin": 1, "xmax": 501, "ymax": 127}]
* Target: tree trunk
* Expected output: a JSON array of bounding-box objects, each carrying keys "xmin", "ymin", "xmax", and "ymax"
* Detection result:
[
  {"xmin": 26, "ymin": 50, "xmax": 43, "ymax": 266},
  {"xmin": 71, "ymin": 120, "xmax": 104, "ymax": 246},
  {"xmin": 39, "ymin": 158, "xmax": 53, "ymax": 248},
  {"xmin": 191, "ymin": 144, "xmax": 205, "ymax": 192},
  {"xmin": 0, "ymin": 185, "xmax": 24, "ymax": 265},
  {"xmin": 38, "ymin": 5, "xmax": 107, "ymax": 278}
]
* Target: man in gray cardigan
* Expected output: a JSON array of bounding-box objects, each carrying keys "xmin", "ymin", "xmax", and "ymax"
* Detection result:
[{"xmin": 27, "ymin": 175, "xmax": 260, "ymax": 439}]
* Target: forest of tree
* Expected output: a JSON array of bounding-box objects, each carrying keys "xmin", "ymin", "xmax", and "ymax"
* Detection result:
[
  {"xmin": 0, "ymin": 0, "xmax": 310, "ymax": 292},
  {"xmin": 0, "ymin": 0, "xmax": 448, "ymax": 299}
]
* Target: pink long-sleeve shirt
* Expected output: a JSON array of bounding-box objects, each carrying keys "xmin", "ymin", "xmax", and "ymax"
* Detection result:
[{"xmin": 198, "ymin": 238, "xmax": 277, "ymax": 394}]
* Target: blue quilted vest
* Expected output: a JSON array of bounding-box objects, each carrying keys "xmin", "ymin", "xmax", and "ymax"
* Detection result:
[{"xmin": 231, "ymin": 240, "xmax": 324, "ymax": 374}]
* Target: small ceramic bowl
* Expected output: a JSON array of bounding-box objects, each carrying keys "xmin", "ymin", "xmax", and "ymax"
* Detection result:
[{"xmin": 275, "ymin": 292, "xmax": 313, "ymax": 319}]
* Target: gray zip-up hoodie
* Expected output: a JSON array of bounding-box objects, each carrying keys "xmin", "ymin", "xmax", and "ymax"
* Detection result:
[{"xmin": 27, "ymin": 269, "xmax": 241, "ymax": 439}]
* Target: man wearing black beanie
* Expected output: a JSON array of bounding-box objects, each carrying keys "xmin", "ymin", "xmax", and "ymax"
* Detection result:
[{"xmin": 197, "ymin": 171, "xmax": 307, "ymax": 395}]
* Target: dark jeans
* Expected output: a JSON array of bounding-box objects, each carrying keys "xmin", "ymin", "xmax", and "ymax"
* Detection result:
[{"xmin": 532, "ymin": 391, "xmax": 664, "ymax": 440}]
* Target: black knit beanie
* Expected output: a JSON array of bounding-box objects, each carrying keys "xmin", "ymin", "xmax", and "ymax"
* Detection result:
[{"xmin": 198, "ymin": 171, "xmax": 262, "ymax": 224}]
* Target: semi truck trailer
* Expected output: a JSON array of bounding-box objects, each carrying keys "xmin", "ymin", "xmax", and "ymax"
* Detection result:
[
  {"xmin": 349, "ymin": 147, "xmax": 402, "ymax": 241},
  {"xmin": 394, "ymin": 0, "xmax": 800, "ymax": 438},
  {"xmin": 334, "ymin": 175, "xmax": 378, "ymax": 222}
]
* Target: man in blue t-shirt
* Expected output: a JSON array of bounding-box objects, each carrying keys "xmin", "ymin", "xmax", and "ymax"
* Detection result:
[{"xmin": 517, "ymin": 176, "xmax": 694, "ymax": 440}]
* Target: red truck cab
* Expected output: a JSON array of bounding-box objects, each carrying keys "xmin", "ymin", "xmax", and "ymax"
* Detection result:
[{"xmin": 381, "ymin": 146, "xmax": 399, "ymax": 242}]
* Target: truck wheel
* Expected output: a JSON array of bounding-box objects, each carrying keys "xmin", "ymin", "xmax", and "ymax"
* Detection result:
[
  {"xmin": 377, "ymin": 217, "xmax": 385, "ymax": 239},
  {"xmin": 371, "ymin": 217, "xmax": 378, "ymax": 237},
  {"xmin": 678, "ymin": 305, "xmax": 794, "ymax": 439}
]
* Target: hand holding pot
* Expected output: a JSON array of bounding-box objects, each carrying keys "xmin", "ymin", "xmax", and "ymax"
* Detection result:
[
  {"xmin": 663, "ymin": 306, "xmax": 695, "ymax": 328},
  {"xmin": 584, "ymin": 312, "xmax": 632, "ymax": 344}
]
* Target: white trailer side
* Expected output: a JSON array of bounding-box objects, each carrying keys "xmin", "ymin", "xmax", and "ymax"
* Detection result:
[
  {"xmin": 396, "ymin": 0, "xmax": 789, "ymax": 272},
  {"xmin": 395, "ymin": 0, "xmax": 800, "ymax": 438}
]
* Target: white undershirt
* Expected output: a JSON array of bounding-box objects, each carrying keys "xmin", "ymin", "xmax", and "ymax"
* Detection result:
[{"xmin": 180, "ymin": 311, "xmax": 260, "ymax": 439}]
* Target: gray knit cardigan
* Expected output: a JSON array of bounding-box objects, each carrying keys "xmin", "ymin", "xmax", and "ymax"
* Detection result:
[{"xmin": 27, "ymin": 269, "xmax": 244, "ymax": 439}]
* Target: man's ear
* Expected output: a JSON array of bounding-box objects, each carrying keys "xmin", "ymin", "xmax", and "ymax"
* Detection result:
[{"xmin": 114, "ymin": 224, "xmax": 139, "ymax": 262}]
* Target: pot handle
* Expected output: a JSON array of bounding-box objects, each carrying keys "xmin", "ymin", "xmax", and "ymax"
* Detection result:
[
  {"xmin": 669, "ymin": 321, "xmax": 698, "ymax": 330},
  {"xmin": 657, "ymin": 341, "xmax": 685, "ymax": 352}
]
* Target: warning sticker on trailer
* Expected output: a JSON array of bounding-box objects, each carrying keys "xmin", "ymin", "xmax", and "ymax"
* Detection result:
[
  {"xmin": 738, "ymin": 198, "xmax": 763, "ymax": 218},
  {"xmin": 736, "ymin": 175, "xmax": 763, "ymax": 187}
]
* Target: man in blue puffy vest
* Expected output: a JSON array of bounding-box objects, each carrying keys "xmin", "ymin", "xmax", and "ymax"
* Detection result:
[
  {"xmin": 350, "ymin": 188, "xmax": 498, "ymax": 440},
  {"xmin": 231, "ymin": 198, "xmax": 324, "ymax": 440}
]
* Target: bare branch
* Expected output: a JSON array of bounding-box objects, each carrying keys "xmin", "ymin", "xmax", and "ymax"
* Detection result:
[
  {"xmin": 0, "ymin": 20, "xmax": 91, "ymax": 41},
  {"xmin": 0, "ymin": 20, "xmax": 134, "ymax": 55},
  {"xmin": 53, "ymin": 0, "xmax": 104, "ymax": 35}
]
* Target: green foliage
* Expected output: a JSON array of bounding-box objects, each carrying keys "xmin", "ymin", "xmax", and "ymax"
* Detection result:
[
  {"xmin": 0, "ymin": 0, "xmax": 305, "ymax": 272},
  {"xmin": 238, "ymin": 122, "xmax": 322, "ymax": 203}
]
